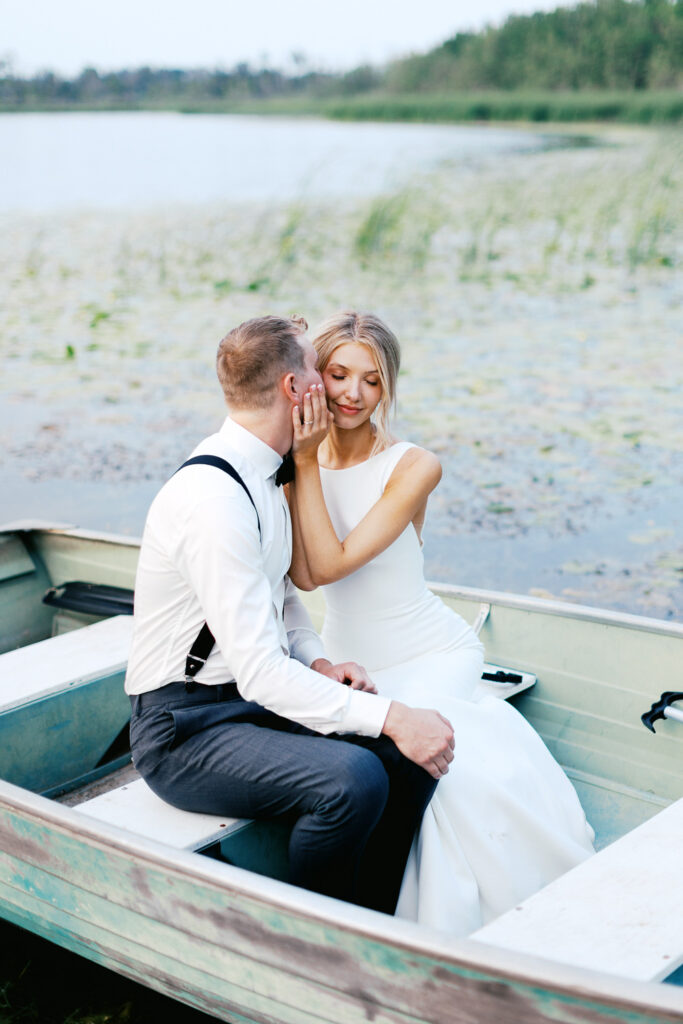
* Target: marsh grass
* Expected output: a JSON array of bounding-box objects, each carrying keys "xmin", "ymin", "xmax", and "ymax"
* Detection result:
[
  {"xmin": 29, "ymin": 90, "xmax": 681, "ymax": 125},
  {"xmin": 322, "ymin": 90, "xmax": 683, "ymax": 125}
]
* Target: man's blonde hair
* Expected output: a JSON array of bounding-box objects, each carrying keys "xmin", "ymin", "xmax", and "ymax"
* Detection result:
[
  {"xmin": 216, "ymin": 315, "xmax": 308, "ymax": 409},
  {"xmin": 313, "ymin": 311, "xmax": 400, "ymax": 455}
]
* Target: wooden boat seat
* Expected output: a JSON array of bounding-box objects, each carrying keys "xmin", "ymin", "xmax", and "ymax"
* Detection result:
[
  {"xmin": 471, "ymin": 797, "xmax": 683, "ymax": 983},
  {"xmin": 0, "ymin": 615, "xmax": 133, "ymax": 713},
  {"xmin": 76, "ymin": 776, "xmax": 251, "ymax": 851}
]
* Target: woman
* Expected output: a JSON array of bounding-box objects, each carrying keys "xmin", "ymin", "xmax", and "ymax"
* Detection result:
[{"xmin": 288, "ymin": 311, "xmax": 595, "ymax": 937}]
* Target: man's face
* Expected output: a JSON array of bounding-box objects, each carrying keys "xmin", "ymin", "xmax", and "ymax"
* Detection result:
[{"xmin": 294, "ymin": 335, "xmax": 324, "ymax": 399}]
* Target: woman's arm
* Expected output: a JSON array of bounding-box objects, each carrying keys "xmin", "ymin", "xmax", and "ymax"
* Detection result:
[
  {"xmin": 285, "ymin": 479, "xmax": 317, "ymax": 591},
  {"xmin": 291, "ymin": 390, "xmax": 442, "ymax": 586}
]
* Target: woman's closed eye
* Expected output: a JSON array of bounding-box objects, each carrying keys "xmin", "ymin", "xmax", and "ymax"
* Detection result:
[{"xmin": 332, "ymin": 374, "xmax": 379, "ymax": 387}]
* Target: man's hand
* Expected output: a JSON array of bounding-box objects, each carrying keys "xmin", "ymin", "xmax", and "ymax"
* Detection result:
[
  {"xmin": 311, "ymin": 658, "xmax": 377, "ymax": 693},
  {"xmin": 382, "ymin": 701, "xmax": 455, "ymax": 780}
]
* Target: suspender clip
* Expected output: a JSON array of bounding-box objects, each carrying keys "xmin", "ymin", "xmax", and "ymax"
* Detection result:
[{"xmin": 186, "ymin": 655, "xmax": 207, "ymax": 676}]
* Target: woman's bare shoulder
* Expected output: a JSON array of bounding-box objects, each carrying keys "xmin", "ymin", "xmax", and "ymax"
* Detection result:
[{"xmin": 387, "ymin": 443, "xmax": 442, "ymax": 489}]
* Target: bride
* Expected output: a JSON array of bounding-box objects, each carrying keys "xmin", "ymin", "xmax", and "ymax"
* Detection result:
[{"xmin": 287, "ymin": 310, "xmax": 595, "ymax": 937}]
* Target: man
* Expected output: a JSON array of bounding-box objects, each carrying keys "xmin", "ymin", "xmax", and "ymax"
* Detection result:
[{"xmin": 125, "ymin": 314, "xmax": 454, "ymax": 913}]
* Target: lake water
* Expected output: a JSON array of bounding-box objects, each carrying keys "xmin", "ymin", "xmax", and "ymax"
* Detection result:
[{"xmin": 0, "ymin": 111, "xmax": 547, "ymax": 211}]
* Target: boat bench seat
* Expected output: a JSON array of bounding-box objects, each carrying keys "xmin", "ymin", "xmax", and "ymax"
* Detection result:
[
  {"xmin": 0, "ymin": 615, "xmax": 134, "ymax": 713},
  {"xmin": 74, "ymin": 663, "xmax": 535, "ymax": 856},
  {"xmin": 76, "ymin": 776, "xmax": 252, "ymax": 851},
  {"xmin": 472, "ymin": 796, "xmax": 683, "ymax": 983}
]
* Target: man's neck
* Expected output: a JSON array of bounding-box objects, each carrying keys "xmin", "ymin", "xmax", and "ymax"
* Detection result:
[{"xmin": 229, "ymin": 407, "xmax": 291, "ymax": 457}]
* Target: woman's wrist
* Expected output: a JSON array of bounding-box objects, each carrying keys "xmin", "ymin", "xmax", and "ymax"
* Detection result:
[{"xmin": 292, "ymin": 449, "xmax": 320, "ymax": 468}]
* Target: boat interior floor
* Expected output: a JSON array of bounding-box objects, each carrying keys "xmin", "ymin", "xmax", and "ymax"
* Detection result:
[{"xmin": 57, "ymin": 761, "xmax": 140, "ymax": 807}]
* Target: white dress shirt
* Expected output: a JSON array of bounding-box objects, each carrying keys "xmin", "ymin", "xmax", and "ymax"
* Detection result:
[{"xmin": 125, "ymin": 417, "xmax": 390, "ymax": 737}]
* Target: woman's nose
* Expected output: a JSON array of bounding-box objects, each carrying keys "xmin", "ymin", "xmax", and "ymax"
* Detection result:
[{"xmin": 346, "ymin": 378, "xmax": 361, "ymax": 400}]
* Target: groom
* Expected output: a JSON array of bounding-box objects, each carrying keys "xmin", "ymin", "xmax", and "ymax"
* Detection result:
[{"xmin": 125, "ymin": 314, "xmax": 454, "ymax": 913}]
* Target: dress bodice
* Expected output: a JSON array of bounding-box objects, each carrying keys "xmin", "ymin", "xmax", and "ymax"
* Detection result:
[{"xmin": 320, "ymin": 442, "xmax": 472, "ymax": 673}]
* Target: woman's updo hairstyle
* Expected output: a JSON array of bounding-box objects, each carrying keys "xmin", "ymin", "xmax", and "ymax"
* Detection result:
[{"xmin": 313, "ymin": 311, "xmax": 400, "ymax": 455}]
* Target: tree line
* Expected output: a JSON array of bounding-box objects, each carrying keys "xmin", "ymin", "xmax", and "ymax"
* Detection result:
[
  {"xmin": 1, "ymin": 0, "xmax": 680, "ymax": 109},
  {"xmin": 386, "ymin": 0, "xmax": 682, "ymax": 92}
]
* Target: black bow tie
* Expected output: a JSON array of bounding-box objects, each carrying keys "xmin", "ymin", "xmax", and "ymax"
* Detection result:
[{"xmin": 275, "ymin": 451, "xmax": 295, "ymax": 487}]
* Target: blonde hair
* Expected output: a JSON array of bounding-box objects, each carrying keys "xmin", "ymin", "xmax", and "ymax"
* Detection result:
[
  {"xmin": 313, "ymin": 311, "xmax": 400, "ymax": 455},
  {"xmin": 216, "ymin": 314, "xmax": 308, "ymax": 409}
]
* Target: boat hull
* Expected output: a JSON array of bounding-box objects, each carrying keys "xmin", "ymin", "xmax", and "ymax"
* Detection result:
[{"xmin": 2, "ymin": 780, "xmax": 683, "ymax": 1024}]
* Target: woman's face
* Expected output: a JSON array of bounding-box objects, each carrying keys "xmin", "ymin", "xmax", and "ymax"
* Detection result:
[{"xmin": 322, "ymin": 342, "xmax": 382, "ymax": 429}]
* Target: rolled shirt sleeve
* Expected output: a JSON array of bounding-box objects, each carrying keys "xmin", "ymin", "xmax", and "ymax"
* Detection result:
[{"xmin": 176, "ymin": 494, "xmax": 390, "ymax": 737}]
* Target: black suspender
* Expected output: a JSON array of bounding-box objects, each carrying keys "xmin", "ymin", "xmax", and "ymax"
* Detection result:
[
  {"xmin": 175, "ymin": 455, "xmax": 262, "ymax": 690},
  {"xmin": 177, "ymin": 455, "xmax": 262, "ymax": 533}
]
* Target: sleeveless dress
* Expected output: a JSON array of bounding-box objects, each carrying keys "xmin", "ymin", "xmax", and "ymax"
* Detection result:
[{"xmin": 320, "ymin": 442, "xmax": 595, "ymax": 937}]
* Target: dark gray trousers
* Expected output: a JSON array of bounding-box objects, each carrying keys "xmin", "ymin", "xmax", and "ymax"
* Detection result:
[{"xmin": 129, "ymin": 682, "xmax": 435, "ymax": 913}]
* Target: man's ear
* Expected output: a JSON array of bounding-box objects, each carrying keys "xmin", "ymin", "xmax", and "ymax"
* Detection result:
[{"xmin": 282, "ymin": 371, "xmax": 298, "ymax": 404}]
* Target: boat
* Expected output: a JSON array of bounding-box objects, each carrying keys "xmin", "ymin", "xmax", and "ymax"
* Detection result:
[{"xmin": 1, "ymin": 519, "xmax": 682, "ymax": 1023}]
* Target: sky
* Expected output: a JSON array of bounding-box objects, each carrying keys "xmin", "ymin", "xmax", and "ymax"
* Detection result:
[{"xmin": 2, "ymin": 0, "xmax": 564, "ymax": 77}]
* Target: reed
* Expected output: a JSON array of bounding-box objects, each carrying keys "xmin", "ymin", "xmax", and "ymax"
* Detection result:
[
  {"xmin": 323, "ymin": 90, "xmax": 683, "ymax": 125},
  {"xmin": 7, "ymin": 90, "xmax": 682, "ymax": 126}
]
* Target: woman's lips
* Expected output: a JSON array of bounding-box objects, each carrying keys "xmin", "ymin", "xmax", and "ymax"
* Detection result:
[{"xmin": 337, "ymin": 405, "xmax": 362, "ymax": 415}]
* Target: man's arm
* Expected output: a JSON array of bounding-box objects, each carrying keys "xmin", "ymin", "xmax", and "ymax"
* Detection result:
[
  {"xmin": 283, "ymin": 578, "xmax": 377, "ymax": 692},
  {"xmin": 177, "ymin": 493, "xmax": 389, "ymax": 737}
]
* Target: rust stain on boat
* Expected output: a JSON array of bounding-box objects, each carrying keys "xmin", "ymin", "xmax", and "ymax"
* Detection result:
[
  {"xmin": 0, "ymin": 821, "xmax": 52, "ymax": 868},
  {"xmin": 129, "ymin": 863, "xmax": 153, "ymax": 901},
  {"xmin": 346, "ymin": 986, "xmax": 383, "ymax": 1022},
  {"xmin": 172, "ymin": 896, "xmax": 353, "ymax": 970}
]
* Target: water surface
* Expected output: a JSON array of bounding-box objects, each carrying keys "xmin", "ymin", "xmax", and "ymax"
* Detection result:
[{"xmin": 0, "ymin": 111, "xmax": 547, "ymax": 211}]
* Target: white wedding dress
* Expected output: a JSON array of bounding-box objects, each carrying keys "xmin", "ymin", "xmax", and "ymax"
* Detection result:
[{"xmin": 320, "ymin": 442, "xmax": 595, "ymax": 937}]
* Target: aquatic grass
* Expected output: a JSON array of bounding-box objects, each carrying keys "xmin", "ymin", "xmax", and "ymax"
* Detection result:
[
  {"xmin": 277, "ymin": 204, "xmax": 307, "ymax": 267},
  {"xmin": 88, "ymin": 309, "xmax": 111, "ymax": 329},
  {"xmin": 213, "ymin": 278, "xmax": 232, "ymax": 295},
  {"xmin": 7, "ymin": 79, "xmax": 683, "ymax": 126},
  {"xmin": 352, "ymin": 187, "xmax": 454, "ymax": 277},
  {"xmin": 322, "ymin": 90, "xmax": 683, "ymax": 126},
  {"xmin": 354, "ymin": 192, "xmax": 413, "ymax": 266}
]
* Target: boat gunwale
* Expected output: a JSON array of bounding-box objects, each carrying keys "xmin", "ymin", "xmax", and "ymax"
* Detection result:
[
  {"xmin": 429, "ymin": 580, "xmax": 683, "ymax": 637},
  {"xmin": 1, "ymin": 777, "xmax": 682, "ymax": 1019},
  {"xmin": 3, "ymin": 522, "xmax": 680, "ymax": 638}
]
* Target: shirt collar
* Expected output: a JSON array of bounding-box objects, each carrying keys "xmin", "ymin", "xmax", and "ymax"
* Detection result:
[{"xmin": 219, "ymin": 417, "xmax": 283, "ymax": 481}]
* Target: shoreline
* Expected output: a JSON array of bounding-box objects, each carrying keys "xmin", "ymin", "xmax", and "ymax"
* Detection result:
[{"xmin": 1, "ymin": 89, "xmax": 681, "ymax": 125}]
